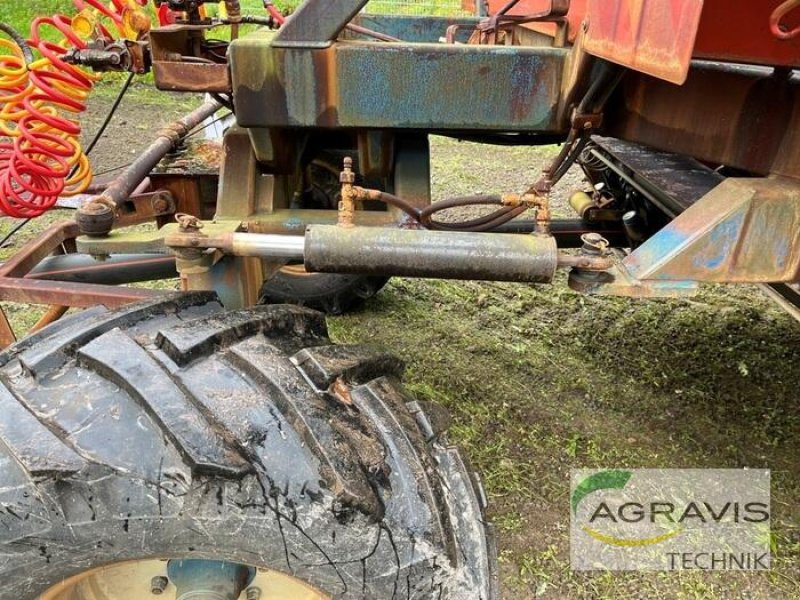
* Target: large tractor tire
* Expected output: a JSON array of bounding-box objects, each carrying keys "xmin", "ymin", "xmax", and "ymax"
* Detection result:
[
  {"xmin": 259, "ymin": 269, "xmax": 389, "ymax": 315},
  {"xmin": 0, "ymin": 293, "xmax": 497, "ymax": 599}
]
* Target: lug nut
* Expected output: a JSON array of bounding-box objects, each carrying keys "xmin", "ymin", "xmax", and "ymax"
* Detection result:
[
  {"xmin": 150, "ymin": 575, "xmax": 168, "ymax": 595},
  {"xmin": 246, "ymin": 587, "xmax": 262, "ymax": 600}
]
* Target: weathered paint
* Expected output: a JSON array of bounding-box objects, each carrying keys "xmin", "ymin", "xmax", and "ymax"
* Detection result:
[
  {"xmin": 608, "ymin": 64, "xmax": 800, "ymax": 180},
  {"xmin": 625, "ymin": 177, "xmax": 800, "ymax": 282},
  {"xmin": 231, "ymin": 31, "xmax": 567, "ymax": 131},
  {"xmin": 583, "ymin": 0, "xmax": 703, "ymax": 85},
  {"xmin": 488, "ymin": 0, "xmax": 800, "ymax": 72}
]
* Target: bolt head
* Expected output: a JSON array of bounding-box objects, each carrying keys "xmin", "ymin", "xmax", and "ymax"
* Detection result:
[
  {"xmin": 150, "ymin": 575, "xmax": 168, "ymax": 595},
  {"xmin": 246, "ymin": 587, "xmax": 262, "ymax": 600}
]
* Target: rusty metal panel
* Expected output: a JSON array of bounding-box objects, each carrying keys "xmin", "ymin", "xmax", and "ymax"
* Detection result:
[
  {"xmin": 607, "ymin": 64, "xmax": 800, "ymax": 179},
  {"xmin": 231, "ymin": 31, "xmax": 567, "ymax": 132},
  {"xmin": 583, "ymin": 0, "xmax": 704, "ymax": 84},
  {"xmin": 624, "ymin": 177, "xmax": 800, "ymax": 283},
  {"xmin": 153, "ymin": 62, "xmax": 231, "ymax": 93}
]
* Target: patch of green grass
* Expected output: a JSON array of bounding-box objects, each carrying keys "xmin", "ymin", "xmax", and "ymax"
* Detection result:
[{"xmin": 1, "ymin": 1, "xmax": 76, "ymax": 42}]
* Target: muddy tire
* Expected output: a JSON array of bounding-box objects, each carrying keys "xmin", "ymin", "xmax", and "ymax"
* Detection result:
[
  {"xmin": 0, "ymin": 293, "xmax": 497, "ymax": 599},
  {"xmin": 259, "ymin": 271, "xmax": 389, "ymax": 315}
]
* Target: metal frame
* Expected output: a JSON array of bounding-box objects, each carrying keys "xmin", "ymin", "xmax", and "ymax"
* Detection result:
[{"xmin": 5, "ymin": 0, "xmax": 800, "ymax": 339}]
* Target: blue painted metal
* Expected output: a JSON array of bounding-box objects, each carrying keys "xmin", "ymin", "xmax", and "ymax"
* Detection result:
[
  {"xmin": 230, "ymin": 30, "xmax": 567, "ymax": 132},
  {"xmin": 351, "ymin": 14, "xmax": 481, "ymax": 43},
  {"xmin": 624, "ymin": 177, "xmax": 800, "ymax": 283}
]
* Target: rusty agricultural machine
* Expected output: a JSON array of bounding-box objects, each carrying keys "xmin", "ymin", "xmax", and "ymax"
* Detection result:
[{"xmin": 0, "ymin": 0, "xmax": 799, "ymax": 598}]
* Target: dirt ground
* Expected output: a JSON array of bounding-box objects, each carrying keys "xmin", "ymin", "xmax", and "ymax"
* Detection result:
[{"xmin": 1, "ymin": 85, "xmax": 798, "ymax": 599}]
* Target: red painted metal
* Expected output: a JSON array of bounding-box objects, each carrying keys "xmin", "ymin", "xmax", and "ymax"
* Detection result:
[
  {"xmin": 693, "ymin": 0, "xmax": 800, "ymax": 67},
  {"xmin": 486, "ymin": 0, "xmax": 587, "ymax": 41},
  {"xmin": 487, "ymin": 0, "xmax": 800, "ymax": 79},
  {"xmin": 486, "ymin": 0, "xmax": 701, "ymax": 84},
  {"xmin": 583, "ymin": 0, "xmax": 703, "ymax": 84}
]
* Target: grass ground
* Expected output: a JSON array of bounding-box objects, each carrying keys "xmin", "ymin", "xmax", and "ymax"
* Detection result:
[{"xmin": 1, "ymin": 3, "xmax": 799, "ymax": 599}]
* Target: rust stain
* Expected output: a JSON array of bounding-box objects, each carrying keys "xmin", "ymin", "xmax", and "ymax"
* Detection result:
[{"xmin": 329, "ymin": 377, "xmax": 354, "ymax": 407}]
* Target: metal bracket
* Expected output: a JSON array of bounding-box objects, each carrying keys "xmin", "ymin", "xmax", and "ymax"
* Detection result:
[
  {"xmin": 568, "ymin": 254, "xmax": 699, "ymax": 298},
  {"xmin": 76, "ymin": 220, "xmax": 243, "ymax": 256},
  {"xmin": 273, "ymin": 0, "xmax": 369, "ymax": 48},
  {"xmin": 625, "ymin": 177, "xmax": 800, "ymax": 283},
  {"xmin": 568, "ymin": 176, "xmax": 800, "ymax": 296}
]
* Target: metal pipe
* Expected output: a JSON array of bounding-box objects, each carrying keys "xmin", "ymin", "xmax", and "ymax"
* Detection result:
[
  {"xmin": 493, "ymin": 219, "xmax": 628, "ymax": 247},
  {"xmin": 345, "ymin": 23, "xmax": 402, "ymax": 42},
  {"xmin": 304, "ymin": 225, "xmax": 558, "ymax": 282},
  {"xmin": 85, "ymin": 100, "xmax": 221, "ymax": 211},
  {"xmin": 27, "ymin": 254, "xmax": 178, "ymax": 285},
  {"xmin": 229, "ymin": 233, "xmax": 305, "ymax": 258},
  {"xmin": 29, "ymin": 305, "xmax": 69, "ymax": 333},
  {"xmin": 166, "ymin": 232, "xmax": 305, "ymax": 259}
]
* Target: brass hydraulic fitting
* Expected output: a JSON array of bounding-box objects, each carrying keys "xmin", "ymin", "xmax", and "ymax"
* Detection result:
[
  {"xmin": 532, "ymin": 193, "xmax": 551, "ymax": 234},
  {"xmin": 338, "ymin": 157, "xmax": 356, "ymax": 228},
  {"xmin": 500, "ymin": 192, "xmax": 551, "ymax": 234}
]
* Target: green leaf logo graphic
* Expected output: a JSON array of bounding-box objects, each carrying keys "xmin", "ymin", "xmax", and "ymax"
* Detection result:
[
  {"xmin": 572, "ymin": 470, "xmax": 683, "ymax": 546},
  {"xmin": 571, "ymin": 470, "xmax": 633, "ymax": 515}
]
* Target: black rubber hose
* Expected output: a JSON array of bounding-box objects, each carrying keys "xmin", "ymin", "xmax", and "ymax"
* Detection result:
[
  {"xmin": 370, "ymin": 191, "xmax": 529, "ymax": 232},
  {"xmin": 419, "ymin": 195, "xmax": 504, "ymax": 217},
  {"xmin": 370, "ymin": 191, "xmax": 423, "ymax": 220},
  {"xmin": 425, "ymin": 207, "xmax": 514, "ymax": 231},
  {"xmin": 419, "ymin": 195, "xmax": 511, "ymax": 231},
  {"xmin": 436, "ymin": 205, "xmax": 526, "ymax": 232},
  {"xmin": 0, "ymin": 21, "xmax": 34, "ymax": 65}
]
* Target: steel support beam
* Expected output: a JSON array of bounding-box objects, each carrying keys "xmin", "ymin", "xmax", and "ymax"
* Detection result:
[{"xmin": 274, "ymin": 0, "xmax": 369, "ymax": 47}]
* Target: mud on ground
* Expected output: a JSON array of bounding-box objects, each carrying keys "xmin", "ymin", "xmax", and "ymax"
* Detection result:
[{"xmin": 1, "ymin": 86, "xmax": 798, "ymax": 599}]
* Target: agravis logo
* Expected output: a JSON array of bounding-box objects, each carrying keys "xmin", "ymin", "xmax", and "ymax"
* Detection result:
[
  {"xmin": 570, "ymin": 469, "xmax": 771, "ymax": 571},
  {"xmin": 571, "ymin": 469, "xmax": 683, "ymax": 547}
]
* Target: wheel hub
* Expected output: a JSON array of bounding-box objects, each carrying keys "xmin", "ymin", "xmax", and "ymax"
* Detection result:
[{"xmin": 39, "ymin": 559, "xmax": 329, "ymax": 600}]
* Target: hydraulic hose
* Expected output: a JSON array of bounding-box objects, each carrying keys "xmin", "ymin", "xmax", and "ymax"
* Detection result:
[
  {"xmin": 355, "ymin": 189, "xmax": 533, "ymax": 232},
  {"xmin": 0, "ymin": 1, "xmax": 151, "ymax": 218}
]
